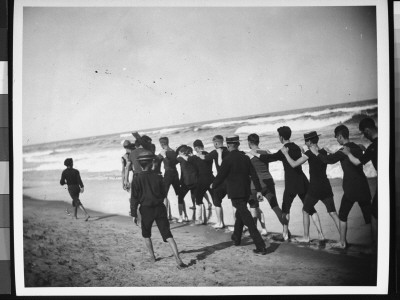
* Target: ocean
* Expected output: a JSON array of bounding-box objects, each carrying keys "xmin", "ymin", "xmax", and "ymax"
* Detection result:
[{"xmin": 23, "ymin": 99, "xmax": 378, "ymax": 184}]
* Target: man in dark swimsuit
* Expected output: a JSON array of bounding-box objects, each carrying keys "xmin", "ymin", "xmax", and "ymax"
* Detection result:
[
  {"xmin": 246, "ymin": 134, "xmax": 283, "ymax": 236},
  {"xmin": 342, "ymin": 118, "xmax": 377, "ymax": 248},
  {"xmin": 121, "ymin": 140, "xmax": 136, "ymax": 215},
  {"xmin": 189, "ymin": 139, "xmax": 214, "ymax": 225},
  {"xmin": 198, "ymin": 135, "xmax": 229, "ymax": 229},
  {"xmin": 158, "ymin": 137, "xmax": 181, "ymax": 221},
  {"xmin": 312, "ymin": 124, "xmax": 372, "ymax": 249},
  {"xmin": 281, "ymin": 131, "xmax": 340, "ymax": 243},
  {"xmin": 250, "ymin": 126, "xmax": 323, "ymax": 241}
]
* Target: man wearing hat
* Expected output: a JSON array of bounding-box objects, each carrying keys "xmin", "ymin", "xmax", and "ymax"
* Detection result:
[
  {"xmin": 212, "ymin": 135, "xmax": 268, "ymax": 255},
  {"xmin": 130, "ymin": 150, "xmax": 186, "ymax": 269},
  {"xmin": 124, "ymin": 132, "xmax": 153, "ymax": 219},
  {"xmin": 280, "ymin": 131, "xmax": 340, "ymax": 243},
  {"xmin": 311, "ymin": 124, "xmax": 372, "ymax": 249},
  {"xmin": 250, "ymin": 126, "xmax": 324, "ymax": 242}
]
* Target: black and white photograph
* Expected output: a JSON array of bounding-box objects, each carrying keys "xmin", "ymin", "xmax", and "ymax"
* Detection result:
[{"xmin": 12, "ymin": 0, "xmax": 390, "ymax": 296}]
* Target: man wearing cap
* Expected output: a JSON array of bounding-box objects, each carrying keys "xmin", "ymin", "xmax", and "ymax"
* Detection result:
[
  {"xmin": 311, "ymin": 124, "xmax": 371, "ymax": 249},
  {"xmin": 130, "ymin": 150, "xmax": 186, "ymax": 269},
  {"xmin": 158, "ymin": 137, "xmax": 182, "ymax": 221},
  {"xmin": 280, "ymin": 131, "xmax": 340, "ymax": 243},
  {"xmin": 198, "ymin": 135, "xmax": 229, "ymax": 229},
  {"xmin": 341, "ymin": 118, "xmax": 377, "ymax": 249},
  {"xmin": 250, "ymin": 126, "xmax": 324, "ymax": 242},
  {"xmin": 124, "ymin": 132, "xmax": 151, "ymax": 220},
  {"xmin": 212, "ymin": 135, "xmax": 268, "ymax": 255}
]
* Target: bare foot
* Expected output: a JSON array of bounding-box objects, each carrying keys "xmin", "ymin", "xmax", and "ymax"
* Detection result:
[
  {"xmin": 293, "ymin": 237, "xmax": 310, "ymax": 243},
  {"xmin": 282, "ymin": 233, "xmax": 290, "ymax": 241},
  {"xmin": 318, "ymin": 233, "xmax": 326, "ymax": 241},
  {"xmin": 85, "ymin": 215, "xmax": 90, "ymax": 222},
  {"xmin": 176, "ymin": 259, "xmax": 186, "ymax": 270},
  {"xmin": 330, "ymin": 241, "xmax": 347, "ymax": 249},
  {"xmin": 213, "ymin": 223, "xmax": 225, "ymax": 229}
]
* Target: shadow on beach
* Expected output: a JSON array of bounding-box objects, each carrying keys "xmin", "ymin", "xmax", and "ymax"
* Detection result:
[{"xmin": 181, "ymin": 238, "xmax": 281, "ymax": 267}]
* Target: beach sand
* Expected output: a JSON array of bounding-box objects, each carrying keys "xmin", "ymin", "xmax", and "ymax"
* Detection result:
[{"xmin": 22, "ymin": 179, "xmax": 377, "ymax": 288}]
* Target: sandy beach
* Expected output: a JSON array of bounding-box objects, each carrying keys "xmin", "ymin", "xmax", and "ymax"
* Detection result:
[{"xmin": 22, "ymin": 179, "xmax": 377, "ymax": 288}]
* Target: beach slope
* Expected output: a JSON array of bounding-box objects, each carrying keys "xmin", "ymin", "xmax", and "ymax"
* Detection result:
[{"xmin": 23, "ymin": 196, "xmax": 376, "ymax": 288}]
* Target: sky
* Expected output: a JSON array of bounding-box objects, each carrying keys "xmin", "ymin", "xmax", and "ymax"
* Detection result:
[{"xmin": 22, "ymin": 5, "xmax": 377, "ymax": 145}]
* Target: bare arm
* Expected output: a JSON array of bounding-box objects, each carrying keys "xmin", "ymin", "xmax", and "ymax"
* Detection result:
[
  {"xmin": 60, "ymin": 171, "xmax": 66, "ymax": 185},
  {"xmin": 124, "ymin": 161, "xmax": 132, "ymax": 186}
]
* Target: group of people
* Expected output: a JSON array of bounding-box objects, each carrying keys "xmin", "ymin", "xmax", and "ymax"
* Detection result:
[{"xmin": 61, "ymin": 117, "xmax": 377, "ymax": 268}]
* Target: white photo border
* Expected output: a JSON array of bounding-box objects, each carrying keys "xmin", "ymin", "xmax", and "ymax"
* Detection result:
[{"xmin": 13, "ymin": 0, "xmax": 390, "ymax": 296}]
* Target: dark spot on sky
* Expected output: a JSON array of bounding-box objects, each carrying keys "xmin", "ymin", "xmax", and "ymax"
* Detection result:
[
  {"xmin": 153, "ymin": 81, "xmax": 155, "ymax": 83},
  {"xmin": 95, "ymin": 71, "xmax": 98, "ymax": 73}
]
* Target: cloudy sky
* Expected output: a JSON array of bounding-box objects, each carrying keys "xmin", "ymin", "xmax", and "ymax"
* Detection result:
[{"xmin": 22, "ymin": 5, "xmax": 377, "ymax": 145}]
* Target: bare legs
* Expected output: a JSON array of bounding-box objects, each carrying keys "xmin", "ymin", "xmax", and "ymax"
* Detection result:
[
  {"xmin": 71, "ymin": 204, "xmax": 90, "ymax": 221},
  {"xmin": 195, "ymin": 204, "xmax": 206, "ymax": 225},
  {"xmin": 213, "ymin": 206, "xmax": 225, "ymax": 229},
  {"xmin": 143, "ymin": 237, "xmax": 185, "ymax": 269},
  {"xmin": 178, "ymin": 202, "xmax": 189, "ymax": 223},
  {"xmin": 164, "ymin": 198, "xmax": 172, "ymax": 220},
  {"xmin": 294, "ymin": 211, "xmax": 325, "ymax": 243},
  {"xmin": 250, "ymin": 207, "xmax": 268, "ymax": 235}
]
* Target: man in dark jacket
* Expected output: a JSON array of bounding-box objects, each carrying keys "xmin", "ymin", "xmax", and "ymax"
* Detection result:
[
  {"xmin": 311, "ymin": 124, "xmax": 372, "ymax": 249},
  {"xmin": 212, "ymin": 135, "xmax": 268, "ymax": 255}
]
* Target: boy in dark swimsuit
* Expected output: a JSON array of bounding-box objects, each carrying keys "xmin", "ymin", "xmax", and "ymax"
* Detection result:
[{"xmin": 60, "ymin": 158, "xmax": 90, "ymax": 221}]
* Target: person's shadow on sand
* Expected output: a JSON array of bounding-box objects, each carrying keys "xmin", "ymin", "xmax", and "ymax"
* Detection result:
[
  {"xmin": 90, "ymin": 214, "xmax": 118, "ymax": 221},
  {"xmin": 180, "ymin": 239, "xmax": 280, "ymax": 267}
]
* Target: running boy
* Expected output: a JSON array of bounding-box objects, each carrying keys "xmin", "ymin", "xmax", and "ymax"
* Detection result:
[
  {"xmin": 130, "ymin": 151, "xmax": 186, "ymax": 269},
  {"xmin": 60, "ymin": 158, "xmax": 90, "ymax": 221}
]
